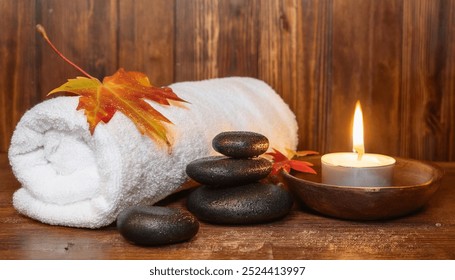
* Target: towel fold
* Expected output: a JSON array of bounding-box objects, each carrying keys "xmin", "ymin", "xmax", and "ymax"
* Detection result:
[{"xmin": 8, "ymin": 77, "xmax": 298, "ymax": 228}]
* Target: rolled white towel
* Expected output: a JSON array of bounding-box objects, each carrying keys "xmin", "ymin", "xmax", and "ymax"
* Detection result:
[{"xmin": 8, "ymin": 77, "xmax": 298, "ymax": 228}]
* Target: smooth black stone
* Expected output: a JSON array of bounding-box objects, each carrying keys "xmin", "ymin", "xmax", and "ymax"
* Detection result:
[
  {"xmin": 186, "ymin": 156, "xmax": 272, "ymax": 187},
  {"xmin": 186, "ymin": 183, "xmax": 293, "ymax": 224},
  {"xmin": 212, "ymin": 131, "xmax": 269, "ymax": 158},
  {"xmin": 117, "ymin": 206, "xmax": 199, "ymax": 246}
]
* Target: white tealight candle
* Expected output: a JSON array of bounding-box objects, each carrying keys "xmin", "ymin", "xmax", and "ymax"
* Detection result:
[
  {"xmin": 321, "ymin": 101, "xmax": 396, "ymax": 187},
  {"xmin": 321, "ymin": 152, "xmax": 396, "ymax": 186}
]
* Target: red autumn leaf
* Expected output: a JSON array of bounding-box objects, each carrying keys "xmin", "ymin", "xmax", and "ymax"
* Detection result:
[
  {"xmin": 48, "ymin": 68, "xmax": 186, "ymax": 146},
  {"xmin": 288, "ymin": 159, "xmax": 317, "ymax": 174},
  {"xmin": 266, "ymin": 148, "xmax": 317, "ymax": 175}
]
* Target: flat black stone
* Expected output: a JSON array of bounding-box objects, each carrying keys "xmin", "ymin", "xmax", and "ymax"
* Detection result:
[
  {"xmin": 117, "ymin": 206, "xmax": 199, "ymax": 246},
  {"xmin": 186, "ymin": 183, "xmax": 293, "ymax": 224},
  {"xmin": 186, "ymin": 156, "xmax": 272, "ymax": 187},
  {"xmin": 212, "ymin": 131, "xmax": 269, "ymax": 158}
]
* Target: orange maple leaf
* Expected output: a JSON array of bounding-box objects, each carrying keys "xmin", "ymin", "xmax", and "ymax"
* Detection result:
[
  {"xmin": 36, "ymin": 24, "xmax": 186, "ymax": 147},
  {"xmin": 48, "ymin": 68, "xmax": 185, "ymax": 146}
]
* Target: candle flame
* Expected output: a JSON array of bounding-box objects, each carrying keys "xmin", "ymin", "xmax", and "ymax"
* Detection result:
[{"xmin": 353, "ymin": 100, "xmax": 365, "ymax": 160}]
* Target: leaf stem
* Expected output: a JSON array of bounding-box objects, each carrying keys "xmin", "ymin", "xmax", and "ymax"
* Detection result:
[{"xmin": 36, "ymin": 24, "xmax": 95, "ymax": 79}]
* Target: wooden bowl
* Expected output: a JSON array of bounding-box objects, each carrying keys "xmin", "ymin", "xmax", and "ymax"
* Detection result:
[{"xmin": 282, "ymin": 156, "xmax": 444, "ymax": 220}]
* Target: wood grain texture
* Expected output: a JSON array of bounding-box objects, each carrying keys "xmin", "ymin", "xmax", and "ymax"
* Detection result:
[
  {"xmin": 36, "ymin": 0, "xmax": 118, "ymax": 95},
  {"xmin": 0, "ymin": 153, "xmax": 454, "ymax": 259},
  {"xmin": 118, "ymin": 0, "xmax": 175, "ymax": 86},
  {"xmin": 330, "ymin": 0, "xmax": 403, "ymax": 155},
  {"xmin": 174, "ymin": 0, "xmax": 220, "ymax": 81},
  {"xmin": 259, "ymin": 0, "xmax": 332, "ymax": 153},
  {"xmin": 402, "ymin": 0, "xmax": 455, "ymax": 161},
  {"xmin": 175, "ymin": 0, "xmax": 259, "ymax": 81},
  {"xmin": 0, "ymin": 0, "xmax": 454, "ymax": 161},
  {"xmin": 0, "ymin": 0, "xmax": 37, "ymax": 152}
]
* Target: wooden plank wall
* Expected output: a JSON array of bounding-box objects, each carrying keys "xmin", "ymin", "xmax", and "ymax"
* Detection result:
[{"xmin": 0, "ymin": 0, "xmax": 454, "ymax": 161}]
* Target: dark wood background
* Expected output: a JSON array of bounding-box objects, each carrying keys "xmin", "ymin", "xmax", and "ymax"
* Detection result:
[{"xmin": 1, "ymin": 0, "xmax": 454, "ymax": 161}]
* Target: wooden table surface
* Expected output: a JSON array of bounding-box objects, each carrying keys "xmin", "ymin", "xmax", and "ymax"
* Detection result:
[{"xmin": 1, "ymin": 153, "xmax": 454, "ymax": 260}]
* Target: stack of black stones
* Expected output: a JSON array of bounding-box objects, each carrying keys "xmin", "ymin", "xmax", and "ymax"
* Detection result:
[
  {"xmin": 186, "ymin": 131, "xmax": 293, "ymax": 224},
  {"xmin": 116, "ymin": 131, "xmax": 294, "ymax": 246}
]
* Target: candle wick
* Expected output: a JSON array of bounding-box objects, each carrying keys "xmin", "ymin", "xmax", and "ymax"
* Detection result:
[
  {"xmin": 354, "ymin": 146, "xmax": 364, "ymax": 161},
  {"xmin": 357, "ymin": 152, "xmax": 363, "ymax": 161}
]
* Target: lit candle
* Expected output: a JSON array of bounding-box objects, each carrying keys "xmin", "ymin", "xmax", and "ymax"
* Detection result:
[{"xmin": 321, "ymin": 101, "xmax": 396, "ymax": 187}]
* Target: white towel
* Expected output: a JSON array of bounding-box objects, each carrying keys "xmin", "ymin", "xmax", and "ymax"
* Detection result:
[{"xmin": 8, "ymin": 77, "xmax": 298, "ymax": 228}]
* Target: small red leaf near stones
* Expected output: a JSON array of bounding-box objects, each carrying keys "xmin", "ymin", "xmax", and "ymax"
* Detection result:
[{"xmin": 266, "ymin": 148, "xmax": 317, "ymax": 175}]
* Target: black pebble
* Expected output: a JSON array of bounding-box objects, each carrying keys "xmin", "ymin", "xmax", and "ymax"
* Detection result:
[
  {"xmin": 212, "ymin": 131, "xmax": 269, "ymax": 158},
  {"xmin": 117, "ymin": 206, "xmax": 199, "ymax": 246},
  {"xmin": 186, "ymin": 183, "xmax": 293, "ymax": 224},
  {"xmin": 186, "ymin": 156, "xmax": 272, "ymax": 187}
]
